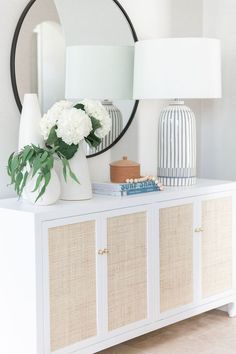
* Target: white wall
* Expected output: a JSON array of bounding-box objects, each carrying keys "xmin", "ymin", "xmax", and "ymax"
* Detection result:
[
  {"xmin": 169, "ymin": 0, "xmax": 203, "ymax": 175},
  {"xmin": 0, "ymin": 1, "xmax": 24, "ymax": 198},
  {"xmin": 200, "ymin": 0, "xmax": 236, "ymax": 180}
]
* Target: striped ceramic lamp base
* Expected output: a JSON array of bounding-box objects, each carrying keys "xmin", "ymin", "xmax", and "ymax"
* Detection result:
[
  {"xmin": 157, "ymin": 101, "xmax": 197, "ymax": 187},
  {"xmin": 87, "ymin": 100, "xmax": 123, "ymax": 155}
]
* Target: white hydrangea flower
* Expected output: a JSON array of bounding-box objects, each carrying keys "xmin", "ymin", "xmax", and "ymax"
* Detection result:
[
  {"xmin": 56, "ymin": 108, "xmax": 92, "ymax": 145},
  {"xmin": 40, "ymin": 114, "xmax": 57, "ymax": 140},
  {"xmin": 40, "ymin": 100, "xmax": 74, "ymax": 140},
  {"xmin": 49, "ymin": 100, "xmax": 74, "ymax": 113},
  {"xmin": 81, "ymin": 99, "xmax": 112, "ymax": 139}
]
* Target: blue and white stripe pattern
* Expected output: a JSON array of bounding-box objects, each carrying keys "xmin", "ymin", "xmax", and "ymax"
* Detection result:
[
  {"xmin": 87, "ymin": 101, "xmax": 123, "ymax": 155},
  {"xmin": 157, "ymin": 102, "xmax": 196, "ymax": 186}
]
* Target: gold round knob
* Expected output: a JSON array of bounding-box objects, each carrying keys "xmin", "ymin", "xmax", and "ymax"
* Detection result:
[
  {"xmin": 98, "ymin": 249, "xmax": 110, "ymax": 255},
  {"xmin": 194, "ymin": 227, "xmax": 204, "ymax": 233}
]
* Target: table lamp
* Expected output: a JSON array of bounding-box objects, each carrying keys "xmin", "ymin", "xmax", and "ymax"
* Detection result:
[
  {"xmin": 133, "ymin": 38, "xmax": 222, "ymax": 186},
  {"xmin": 66, "ymin": 45, "xmax": 134, "ymax": 154}
]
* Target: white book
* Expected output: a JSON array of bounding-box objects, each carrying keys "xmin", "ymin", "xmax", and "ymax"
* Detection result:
[{"xmin": 92, "ymin": 180, "xmax": 157, "ymax": 192}]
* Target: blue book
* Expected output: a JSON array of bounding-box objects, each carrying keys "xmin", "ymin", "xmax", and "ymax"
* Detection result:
[
  {"xmin": 93, "ymin": 185, "xmax": 161, "ymax": 196},
  {"xmin": 93, "ymin": 180, "xmax": 158, "ymax": 192},
  {"xmin": 123, "ymin": 186, "xmax": 160, "ymax": 196}
]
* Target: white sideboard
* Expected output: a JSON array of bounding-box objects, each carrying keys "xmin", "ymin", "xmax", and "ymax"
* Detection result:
[{"xmin": 0, "ymin": 179, "xmax": 236, "ymax": 354}]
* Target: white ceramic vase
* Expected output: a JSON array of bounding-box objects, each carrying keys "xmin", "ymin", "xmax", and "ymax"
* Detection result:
[
  {"xmin": 19, "ymin": 94, "xmax": 44, "ymax": 201},
  {"xmin": 24, "ymin": 169, "xmax": 61, "ymax": 206},
  {"xmin": 19, "ymin": 94, "xmax": 44, "ymax": 150},
  {"xmin": 59, "ymin": 142, "xmax": 92, "ymax": 201}
]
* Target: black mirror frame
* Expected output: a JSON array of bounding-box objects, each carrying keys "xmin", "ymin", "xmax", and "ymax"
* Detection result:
[{"xmin": 10, "ymin": 0, "xmax": 139, "ymax": 159}]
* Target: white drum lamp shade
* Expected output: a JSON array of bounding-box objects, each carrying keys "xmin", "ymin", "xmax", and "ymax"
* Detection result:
[
  {"xmin": 133, "ymin": 38, "xmax": 222, "ymax": 186},
  {"xmin": 133, "ymin": 38, "xmax": 222, "ymax": 100},
  {"xmin": 66, "ymin": 45, "xmax": 134, "ymax": 100}
]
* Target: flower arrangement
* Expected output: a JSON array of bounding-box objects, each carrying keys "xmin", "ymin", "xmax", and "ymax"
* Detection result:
[
  {"xmin": 7, "ymin": 99, "xmax": 112, "ymax": 203},
  {"xmin": 40, "ymin": 99, "xmax": 112, "ymax": 160}
]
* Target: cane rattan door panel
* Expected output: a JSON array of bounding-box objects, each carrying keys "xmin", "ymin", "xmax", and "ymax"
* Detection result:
[
  {"xmin": 201, "ymin": 197, "xmax": 233, "ymax": 298},
  {"xmin": 159, "ymin": 204, "xmax": 194, "ymax": 313},
  {"xmin": 48, "ymin": 220, "xmax": 97, "ymax": 352},
  {"xmin": 107, "ymin": 212, "xmax": 148, "ymax": 331}
]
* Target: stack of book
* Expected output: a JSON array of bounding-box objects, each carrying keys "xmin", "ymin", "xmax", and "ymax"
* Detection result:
[{"xmin": 92, "ymin": 180, "xmax": 163, "ymax": 196}]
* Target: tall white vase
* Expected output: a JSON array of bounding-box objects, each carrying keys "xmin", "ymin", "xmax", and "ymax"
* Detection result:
[
  {"xmin": 59, "ymin": 143, "xmax": 92, "ymax": 201},
  {"xmin": 19, "ymin": 94, "xmax": 44, "ymax": 150}
]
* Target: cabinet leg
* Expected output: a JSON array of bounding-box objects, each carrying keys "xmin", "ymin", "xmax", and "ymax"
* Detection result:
[{"xmin": 228, "ymin": 302, "xmax": 236, "ymax": 317}]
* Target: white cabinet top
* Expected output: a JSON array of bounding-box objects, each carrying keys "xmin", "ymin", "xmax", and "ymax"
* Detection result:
[{"xmin": 0, "ymin": 179, "xmax": 235, "ymax": 221}]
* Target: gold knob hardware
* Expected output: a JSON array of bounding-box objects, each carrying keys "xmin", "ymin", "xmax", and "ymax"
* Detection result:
[
  {"xmin": 98, "ymin": 249, "xmax": 110, "ymax": 255},
  {"xmin": 194, "ymin": 227, "xmax": 204, "ymax": 233}
]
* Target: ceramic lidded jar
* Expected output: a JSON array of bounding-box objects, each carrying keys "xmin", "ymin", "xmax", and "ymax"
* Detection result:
[{"xmin": 110, "ymin": 156, "xmax": 141, "ymax": 183}]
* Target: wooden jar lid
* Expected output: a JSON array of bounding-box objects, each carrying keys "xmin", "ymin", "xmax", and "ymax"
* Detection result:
[
  {"xmin": 110, "ymin": 157, "xmax": 141, "ymax": 183},
  {"xmin": 110, "ymin": 156, "xmax": 140, "ymax": 167}
]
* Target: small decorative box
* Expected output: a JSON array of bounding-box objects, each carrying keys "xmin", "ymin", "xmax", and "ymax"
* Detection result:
[{"xmin": 110, "ymin": 156, "xmax": 141, "ymax": 183}]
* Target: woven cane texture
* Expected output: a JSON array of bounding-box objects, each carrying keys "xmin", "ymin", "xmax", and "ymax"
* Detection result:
[
  {"xmin": 202, "ymin": 197, "xmax": 232, "ymax": 298},
  {"xmin": 159, "ymin": 204, "xmax": 194, "ymax": 313},
  {"xmin": 107, "ymin": 212, "xmax": 147, "ymax": 331},
  {"xmin": 48, "ymin": 221, "xmax": 97, "ymax": 352}
]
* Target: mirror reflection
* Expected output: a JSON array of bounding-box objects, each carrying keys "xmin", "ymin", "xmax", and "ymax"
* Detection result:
[{"xmin": 15, "ymin": 0, "xmax": 137, "ymax": 156}]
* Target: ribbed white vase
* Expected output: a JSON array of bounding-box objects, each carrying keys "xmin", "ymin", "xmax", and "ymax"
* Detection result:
[
  {"xmin": 19, "ymin": 94, "xmax": 43, "ymax": 150},
  {"xmin": 157, "ymin": 101, "xmax": 196, "ymax": 186},
  {"xmin": 59, "ymin": 142, "xmax": 92, "ymax": 201}
]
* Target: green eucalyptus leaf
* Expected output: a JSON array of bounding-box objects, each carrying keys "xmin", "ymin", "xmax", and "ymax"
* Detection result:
[
  {"xmin": 22, "ymin": 146, "xmax": 32, "ymax": 163},
  {"xmin": 62, "ymin": 158, "xmax": 68, "ymax": 182},
  {"xmin": 46, "ymin": 126, "xmax": 58, "ymax": 146},
  {"xmin": 19, "ymin": 171, "xmax": 29, "ymax": 196},
  {"xmin": 7, "ymin": 153, "xmax": 14, "ymax": 176},
  {"xmin": 11, "ymin": 155, "xmax": 19, "ymax": 174},
  {"xmin": 35, "ymin": 171, "xmax": 51, "ymax": 202},
  {"xmin": 35, "ymin": 184, "xmax": 46, "ymax": 203},
  {"xmin": 32, "ymin": 155, "xmax": 42, "ymax": 177},
  {"xmin": 69, "ymin": 169, "xmax": 80, "ymax": 184},
  {"xmin": 40, "ymin": 151, "xmax": 49, "ymax": 163},
  {"xmin": 65, "ymin": 160, "xmax": 79, "ymax": 184},
  {"xmin": 32, "ymin": 173, "xmax": 43, "ymax": 193},
  {"xmin": 27, "ymin": 149, "xmax": 36, "ymax": 164},
  {"xmin": 44, "ymin": 171, "xmax": 51, "ymax": 189},
  {"xmin": 15, "ymin": 172, "xmax": 23, "ymax": 195},
  {"xmin": 47, "ymin": 155, "xmax": 54, "ymax": 170}
]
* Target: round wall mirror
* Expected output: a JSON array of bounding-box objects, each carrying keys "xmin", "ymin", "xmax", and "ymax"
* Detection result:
[{"xmin": 11, "ymin": 0, "xmax": 139, "ymax": 158}]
